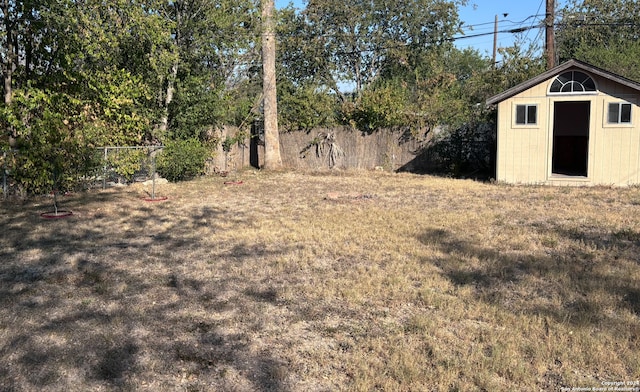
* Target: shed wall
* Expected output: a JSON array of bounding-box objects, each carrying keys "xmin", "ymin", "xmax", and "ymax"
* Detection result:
[{"xmin": 496, "ymin": 71, "xmax": 640, "ymax": 186}]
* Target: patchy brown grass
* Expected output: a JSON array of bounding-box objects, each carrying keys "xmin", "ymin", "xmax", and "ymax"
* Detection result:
[{"xmin": 1, "ymin": 169, "xmax": 639, "ymax": 391}]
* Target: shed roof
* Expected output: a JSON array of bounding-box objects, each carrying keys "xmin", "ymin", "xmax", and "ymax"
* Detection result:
[{"xmin": 486, "ymin": 59, "xmax": 640, "ymax": 105}]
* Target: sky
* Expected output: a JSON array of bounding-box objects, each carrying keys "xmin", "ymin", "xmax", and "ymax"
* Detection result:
[{"xmin": 274, "ymin": 0, "xmax": 567, "ymax": 62}]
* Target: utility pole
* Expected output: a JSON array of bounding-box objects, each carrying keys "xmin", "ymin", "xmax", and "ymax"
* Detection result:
[
  {"xmin": 492, "ymin": 14, "xmax": 508, "ymax": 68},
  {"xmin": 261, "ymin": 0, "xmax": 282, "ymax": 169},
  {"xmin": 492, "ymin": 15, "xmax": 498, "ymax": 68},
  {"xmin": 546, "ymin": 0, "xmax": 556, "ymax": 69}
]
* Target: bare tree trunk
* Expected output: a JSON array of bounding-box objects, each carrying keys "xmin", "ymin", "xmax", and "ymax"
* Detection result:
[
  {"xmin": 2, "ymin": 0, "xmax": 16, "ymax": 147},
  {"xmin": 261, "ymin": 0, "xmax": 282, "ymax": 169},
  {"xmin": 159, "ymin": 61, "xmax": 178, "ymax": 135},
  {"xmin": 159, "ymin": 2, "xmax": 182, "ymax": 138}
]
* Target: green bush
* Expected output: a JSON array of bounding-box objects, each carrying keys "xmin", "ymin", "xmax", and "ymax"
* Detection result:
[
  {"xmin": 342, "ymin": 81, "xmax": 408, "ymax": 133},
  {"xmin": 106, "ymin": 148, "xmax": 146, "ymax": 183},
  {"xmin": 156, "ymin": 139, "xmax": 208, "ymax": 182},
  {"xmin": 1, "ymin": 88, "xmax": 101, "ymax": 195}
]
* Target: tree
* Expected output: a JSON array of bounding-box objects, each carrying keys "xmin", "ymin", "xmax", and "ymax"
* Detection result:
[
  {"xmin": 277, "ymin": 0, "xmax": 473, "ymax": 133},
  {"xmin": 301, "ymin": 0, "xmax": 466, "ymax": 97},
  {"xmin": 276, "ymin": 5, "xmax": 341, "ymax": 131},
  {"xmin": 2, "ymin": 0, "xmax": 19, "ymax": 146},
  {"xmin": 274, "ymin": 0, "xmax": 556, "ymax": 136},
  {"xmin": 261, "ymin": 0, "xmax": 282, "ymax": 168},
  {"xmin": 0, "ymin": 0, "xmax": 170, "ymax": 147},
  {"xmin": 1, "ymin": 0, "xmax": 171, "ymax": 194},
  {"xmin": 557, "ymin": 0, "xmax": 640, "ymax": 81},
  {"xmin": 2, "ymin": 87, "xmax": 97, "ymax": 193},
  {"xmin": 277, "ymin": 81, "xmax": 338, "ymax": 132},
  {"xmin": 156, "ymin": 0, "xmax": 261, "ymax": 141},
  {"xmin": 0, "ymin": 0, "xmax": 270, "ymax": 192},
  {"xmin": 488, "ymin": 43, "xmax": 546, "ymax": 95},
  {"xmin": 1, "ymin": 0, "xmax": 12, "ymax": 107}
]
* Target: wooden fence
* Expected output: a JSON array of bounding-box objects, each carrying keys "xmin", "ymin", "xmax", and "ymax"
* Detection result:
[{"xmin": 207, "ymin": 126, "xmax": 432, "ymax": 173}]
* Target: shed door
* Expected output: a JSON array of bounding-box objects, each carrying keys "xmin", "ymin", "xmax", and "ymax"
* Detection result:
[{"xmin": 552, "ymin": 101, "xmax": 590, "ymax": 176}]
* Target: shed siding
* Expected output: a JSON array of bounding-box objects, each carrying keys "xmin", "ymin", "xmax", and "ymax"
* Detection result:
[
  {"xmin": 496, "ymin": 70, "xmax": 640, "ymax": 186},
  {"xmin": 593, "ymin": 78, "xmax": 640, "ymax": 185},
  {"xmin": 497, "ymin": 80, "xmax": 550, "ymax": 184}
]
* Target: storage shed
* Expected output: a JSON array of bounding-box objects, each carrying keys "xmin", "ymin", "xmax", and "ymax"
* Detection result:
[{"xmin": 487, "ymin": 59, "xmax": 640, "ymax": 186}]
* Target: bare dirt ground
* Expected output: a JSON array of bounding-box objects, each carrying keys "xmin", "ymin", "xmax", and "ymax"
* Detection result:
[{"xmin": 1, "ymin": 170, "xmax": 639, "ymax": 391}]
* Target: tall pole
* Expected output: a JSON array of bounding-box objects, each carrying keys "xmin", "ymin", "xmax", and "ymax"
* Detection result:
[
  {"xmin": 546, "ymin": 0, "xmax": 556, "ymax": 69},
  {"xmin": 492, "ymin": 15, "xmax": 498, "ymax": 68},
  {"xmin": 261, "ymin": 0, "xmax": 282, "ymax": 169}
]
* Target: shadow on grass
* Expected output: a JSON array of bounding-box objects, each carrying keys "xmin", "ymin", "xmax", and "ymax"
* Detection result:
[
  {"xmin": 0, "ymin": 190, "xmax": 292, "ymax": 391},
  {"xmin": 419, "ymin": 226, "xmax": 640, "ymax": 329}
]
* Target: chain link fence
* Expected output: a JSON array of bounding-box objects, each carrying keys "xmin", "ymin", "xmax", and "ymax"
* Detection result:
[{"xmin": 1, "ymin": 146, "xmax": 163, "ymax": 199}]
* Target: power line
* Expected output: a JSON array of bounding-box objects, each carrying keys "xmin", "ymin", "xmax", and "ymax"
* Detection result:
[
  {"xmin": 459, "ymin": 14, "xmax": 545, "ymax": 35},
  {"xmin": 523, "ymin": 0, "xmax": 545, "ymax": 42},
  {"xmin": 416, "ymin": 21, "xmax": 638, "ymax": 45},
  {"xmin": 451, "ymin": 24, "xmax": 540, "ymax": 42}
]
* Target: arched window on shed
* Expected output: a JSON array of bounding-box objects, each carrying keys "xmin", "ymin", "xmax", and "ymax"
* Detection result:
[{"xmin": 549, "ymin": 71, "xmax": 597, "ymax": 94}]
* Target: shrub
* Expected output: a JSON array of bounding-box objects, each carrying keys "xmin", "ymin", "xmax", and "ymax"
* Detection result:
[
  {"xmin": 343, "ymin": 82, "xmax": 408, "ymax": 133},
  {"xmin": 106, "ymin": 148, "xmax": 147, "ymax": 183},
  {"xmin": 427, "ymin": 121, "xmax": 495, "ymax": 177},
  {"xmin": 1, "ymin": 88, "xmax": 101, "ymax": 195},
  {"xmin": 156, "ymin": 138, "xmax": 208, "ymax": 182}
]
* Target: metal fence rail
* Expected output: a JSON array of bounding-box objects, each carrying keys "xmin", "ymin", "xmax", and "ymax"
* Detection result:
[{"xmin": 98, "ymin": 146, "xmax": 164, "ymax": 189}]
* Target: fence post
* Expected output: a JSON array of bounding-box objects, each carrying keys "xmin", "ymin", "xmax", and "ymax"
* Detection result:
[
  {"xmin": 2, "ymin": 151, "xmax": 6, "ymax": 200},
  {"xmin": 151, "ymin": 148, "xmax": 156, "ymax": 200},
  {"xmin": 102, "ymin": 147, "xmax": 108, "ymax": 190}
]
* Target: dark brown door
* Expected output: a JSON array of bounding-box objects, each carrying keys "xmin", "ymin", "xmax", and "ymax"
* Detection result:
[{"xmin": 552, "ymin": 101, "xmax": 590, "ymax": 176}]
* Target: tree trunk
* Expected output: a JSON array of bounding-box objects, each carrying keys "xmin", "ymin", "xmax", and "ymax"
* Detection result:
[
  {"xmin": 159, "ymin": 2, "xmax": 182, "ymax": 138},
  {"xmin": 159, "ymin": 60, "xmax": 178, "ymax": 136},
  {"xmin": 2, "ymin": 0, "xmax": 16, "ymax": 147},
  {"xmin": 261, "ymin": 0, "xmax": 282, "ymax": 169}
]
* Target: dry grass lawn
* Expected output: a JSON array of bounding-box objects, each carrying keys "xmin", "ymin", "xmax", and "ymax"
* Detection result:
[{"xmin": 1, "ymin": 169, "xmax": 639, "ymax": 391}]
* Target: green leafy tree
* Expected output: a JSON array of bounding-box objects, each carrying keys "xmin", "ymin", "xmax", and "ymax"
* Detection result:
[
  {"xmin": 276, "ymin": 5, "xmax": 340, "ymax": 131},
  {"xmin": 278, "ymin": 0, "xmax": 471, "ymax": 133},
  {"xmin": 278, "ymin": 82, "xmax": 338, "ymax": 131},
  {"xmin": 342, "ymin": 80, "xmax": 409, "ymax": 132},
  {"xmin": 2, "ymin": 88, "xmax": 98, "ymax": 193},
  {"xmin": 1, "ymin": 0, "xmax": 169, "ymax": 146},
  {"xmin": 557, "ymin": 0, "xmax": 640, "ymax": 81},
  {"xmin": 301, "ymin": 0, "xmax": 466, "ymax": 96},
  {"xmin": 402, "ymin": 42, "xmax": 544, "ymax": 177},
  {"xmin": 0, "ymin": 0, "xmax": 263, "ymax": 192},
  {"xmin": 158, "ymin": 0, "xmax": 260, "ymax": 141},
  {"xmin": 485, "ymin": 43, "xmax": 546, "ymax": 96},
  {"xmin": 277, "ymin": 5, "xmax": 341, "ymax": 97}
]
